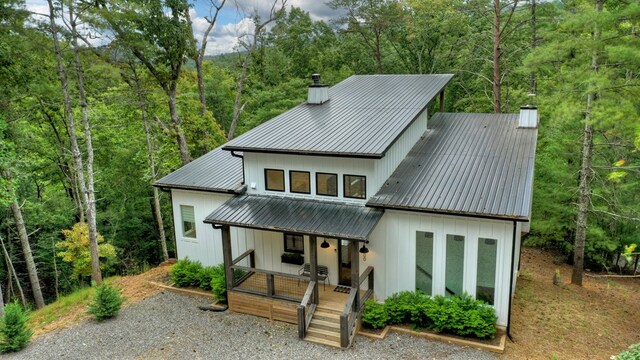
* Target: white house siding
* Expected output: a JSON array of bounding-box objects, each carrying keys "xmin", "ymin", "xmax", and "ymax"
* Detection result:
[
  {"xmin": 171, "ymin": 190, "xmax": 233, "ymax": 265},
  {"xmin": 365, "ymin": 210, "xmax": 516, "ymax": 328},
  {"xmin": 243, "ymin": 152, "xmax": 375, "ymax": 204},
  {"xmin": 373, "ymin": 108, "xmax": 428, "ymax": 190}
]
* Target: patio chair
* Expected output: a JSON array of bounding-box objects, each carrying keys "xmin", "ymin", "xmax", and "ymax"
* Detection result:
[{"xmin": 298, "ymin": 263, "xmax": 329, "ymax": 290}]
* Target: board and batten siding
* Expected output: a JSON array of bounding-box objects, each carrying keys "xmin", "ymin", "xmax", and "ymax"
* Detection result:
[
  {"xmin": 374, "ymin": 108, "xmax": 427, "ymax": 186},
  {"xmin": 243, "ymin": 152, "xmax": 375, "ymax": 203},
  {"xmin": 365, "ymin": 210, "xmax": 516, "ymax": 328}
]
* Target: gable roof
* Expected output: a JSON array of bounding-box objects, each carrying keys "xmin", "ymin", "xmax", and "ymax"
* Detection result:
[
  {"xmin": 154, "ymin": 146, "xmax": 243, "ymax": 193},
  {"xmin": 367, "ymin": 113, "xmax": 538, "ymax": 221},
  {"xmin": 223, "ymin": 74, "xmax": 453, "ymax": 158}
]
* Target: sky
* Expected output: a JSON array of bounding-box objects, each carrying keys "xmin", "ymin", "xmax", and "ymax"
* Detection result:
[{"xmin": 24, "ymin": 0, "xmax": 340, "ymax": 55}]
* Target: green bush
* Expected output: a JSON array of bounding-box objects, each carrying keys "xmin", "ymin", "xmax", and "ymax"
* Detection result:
[
  {"xmin": 613, "ymin": 343, "xmax": 640, "ymax": 360},
  {"xmin": 361, "ymin": 300, "xmax": 389, "ymax": 329},
  {"xmin": 87, "ymin": 283, "xmax": 124, "ymax": 321},
  {"xmin": 170, "ymin": 258, "xmax": 203, "ymax": 287},
  {"xmin": 209, "ymin": 264, "xmax": 246, "ymax": 303},
  {"xmin": 384, "ymin": 291, "xmax": 426, "ymax": 325},
  {"xmin": 429, "ymin": 294, "xmax": 497, "ymax": 338},
  {"xmin": 0, "ymin": 302, "xmax": 33, "ymax": 353},
  {"xmin": 198, "ymin": 266, "xmax": 217, "ymax": 291}
]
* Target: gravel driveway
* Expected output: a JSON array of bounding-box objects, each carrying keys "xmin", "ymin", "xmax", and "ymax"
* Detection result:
[{"xmin": 5, "ymin": 292, "xmax": 497, "ymax": 360}]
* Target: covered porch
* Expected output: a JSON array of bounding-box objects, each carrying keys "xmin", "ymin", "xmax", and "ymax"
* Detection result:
[{"xmin": 205, "ymin": 195, "xmax": 382, "ymax": 347}]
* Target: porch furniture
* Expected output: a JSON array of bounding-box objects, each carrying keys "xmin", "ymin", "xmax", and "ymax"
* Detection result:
[{"xmin": 298, "ymin": 263, "xmax": 329, "ymax": 289}]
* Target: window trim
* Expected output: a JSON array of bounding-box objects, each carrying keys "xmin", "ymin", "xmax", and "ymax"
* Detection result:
[
  {"xmin": 264, "ymin": 168, "xmax": 285, "ymax": 192},
  {"xmin": 289, "ymin": 170, "xmax": 311, "ymax": 194},
  {"xmin": 315, "ymin": 172, "xmax": 338, "ymax": 197},
  {"xmin": 180, "ymin": 205, "xmax": 197, "ymax": 239},
  {"xmin": 343, "ymin": 174, "xmax": 367, "ymax": 199},
  {"xmin": 283, "ymin": 233, "xmax": 305, "ymax": 254}
]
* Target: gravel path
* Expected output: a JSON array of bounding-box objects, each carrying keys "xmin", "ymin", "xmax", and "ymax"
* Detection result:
[{"xmin": 6, "ymin": 292, "xmax": 497, "ymax": 360}]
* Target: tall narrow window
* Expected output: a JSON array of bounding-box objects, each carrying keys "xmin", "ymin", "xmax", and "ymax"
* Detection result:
[
  {"xmin": 344, "ymin": 175, "xmax": 366, "ymax": 199},
  {"xmin": 416, "ymin": 231, "xmax": 434, "ymax": 295},
  {"xmin": 284, "ymin": 233, "xmax": 304, "ymax": 254},
  {"xmin": 445, "ymin": 234, "xmax": 465, "ymax": 296},
  {"xmin": 316, "ymin": 172, "xmax": 338, "ymax": 196},
  {"xmin": 476, "ymin": 238, "xmax": 497, "ymax": 305},
  {"xmin": 289, "ymin": 171, "xmax": 310, "ymax": 194},
  {"xmin": 180, "ymin": 205, "xmax": 196, "ymax": 238},
  {"xmin": 265, "ymin": 169, "xmax": 285, "ymax": 191}
]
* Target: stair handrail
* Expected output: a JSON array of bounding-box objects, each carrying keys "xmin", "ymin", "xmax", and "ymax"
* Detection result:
[
  {"xmin": 340, "ymin": 266, "xmax": 374, "ymax": 347},
  {"xmin": 297, "ymin": 280, "xmax": 317, "ymax": 339}
]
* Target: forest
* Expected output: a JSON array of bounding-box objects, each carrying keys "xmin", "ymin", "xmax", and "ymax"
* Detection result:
[{"xmin": 0, "ymin": 0, "xmax": 638, "ymax": 309}]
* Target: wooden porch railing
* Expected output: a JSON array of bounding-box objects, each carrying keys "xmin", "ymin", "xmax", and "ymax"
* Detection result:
[
  {"xmin": 340, "ymin": 266, "xmax": 374, "ymax": 348},
  {"xmin": 297, "ymin": 280, "xmax": 317, "ymax": 339}
]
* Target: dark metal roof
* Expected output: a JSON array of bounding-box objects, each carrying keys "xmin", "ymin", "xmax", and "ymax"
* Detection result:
[
  {"xmin": 223, "ymin": 74, "xmax": 453, "ymax": 158},
  {"xmin": 154, "ymin": 146, "xmax": 243, "ymax": 193},
  {"xmin": 205, "ymin": 195, "xmax": 384, "ymax": 241},
  {"xmin": 367, "ymin": 113, "xmax": 538, "ymax": 221}
]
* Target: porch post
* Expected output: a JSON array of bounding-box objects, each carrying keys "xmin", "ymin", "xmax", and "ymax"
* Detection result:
[
  {"xmin": 221, "ymin": 225, "xmax": 234, "ymax": 293},
  {"xmin": 350, "ymin": 240, "xmax": 360, "ymax": 312},
  {"xmin": 439, "ymin": 89, "xmax": 445, "ymax": 112},
  {"xmin": 309, "ymin": 235, "xmax": 319, "ymax": 304}
]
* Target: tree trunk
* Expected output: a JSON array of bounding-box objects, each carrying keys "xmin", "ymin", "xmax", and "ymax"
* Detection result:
[
  {"xmin": 0, "ymin": 235, "xmax": 25, "ymax": 307},
  {"xmin": 228, "ymin": 44, "xmax": 253, "ymax": 140},
  {"xmin": 572, "ymin": 0, "xmax": 602, "ymax": 286},
  {"xmin": 492, "ymin": 0, "xmax": 502, "ymax": 113},
  {"xmin": 10, "ymin": 200, "xmax": 45, "ymax": 308},
  {"xmin": 195, "ymin": 57, "xmax": 207, "ymax": 116},
  {"xmin": 167, "ymin": 85, "xmax": 191, "ymax": 165},
  {"xmin": 0, "ymin": 280, "xmax": 4, "ymax": 317},
  {"xmin": 69, "ymin": 2, "xmax": 102, "ymax": 286},
  {"xmin": 529, "ymin": 0, "xmax": 537, "ymax": 95}
]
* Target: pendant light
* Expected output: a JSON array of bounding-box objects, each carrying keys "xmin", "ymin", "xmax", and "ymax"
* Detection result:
[
  {"xmin": 321, "ymin": 239, "xmax": 330, "ymax": 249},
  {"xmin": 359, "ymin": 241, "xmax": 369, "ymax": 261}
]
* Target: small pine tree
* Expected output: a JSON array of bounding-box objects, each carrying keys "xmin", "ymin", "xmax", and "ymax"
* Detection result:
[
  {"xmin": 0, "ymin": 302, "xmax": 33, "ymax": 353},
  {"xmin": 87, "ymin": 284, "xmax": 124, "ymax": 321}
]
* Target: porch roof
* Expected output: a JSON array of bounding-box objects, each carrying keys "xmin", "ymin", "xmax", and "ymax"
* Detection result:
[{"xmin": 204, "ymin": 195, "xmax": 384, "ymax": 241}]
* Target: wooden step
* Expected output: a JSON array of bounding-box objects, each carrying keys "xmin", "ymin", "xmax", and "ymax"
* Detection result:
[
  {"xmin": 309, "ymin": 318, "xmax": 340, "ymax": 332},
  {"xmin": 307, "ymin": 326, "xmax": 340, "ymax": 342},
  {"xmin": 304, "ymin": 335, "xmax": 341, "ymax": 348},
  {"xmin": 316, "ymin": 305, "xmax": 343, "ymax": 315},
  {"xmin": 313, "ymin": 309, "xmax": 341, "ymax": 321}
]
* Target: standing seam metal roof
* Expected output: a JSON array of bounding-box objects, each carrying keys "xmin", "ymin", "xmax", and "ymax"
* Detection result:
[
  {"xmin": 223, "ymin": 74, "xmax": 453, "ymax": 158},
  {"xmin": 154, "ymin": 146, "xmax": 243, "ymax": 193},
  {"xmin": 367, "ymin": 113, "xmax": 538, "ymax": 220},
  {"xmin": 204, "ymin": 195, "xmax": 384, "ymax": 241}
]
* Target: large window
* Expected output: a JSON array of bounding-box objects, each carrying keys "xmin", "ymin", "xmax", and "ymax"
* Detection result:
[
  {"xmin": 316, "ymin": 172, "xmax": 338, "ymax": 197},
  {"xmin": 180, "ymin": 205, "xmax": 196, "ymax": 238},
  {"xmin": 344, "ymin": 174, "xmax": 366, "ymax": 199},
  {"xmin": 289, "ymin": 171, "xmax": 310, "ymax": 194},
  {"xmin": 416, "ymin": 231, "xmax": 434, "ymax": 295},
  {"xmin": 476, "ymin": 238, "xmax": 497, "ymax": 305},
  {"xmin": 284, "ymin": 233, "xmax": 304, "ymax": 254},
  {"xmin": 265, "ymin": 169, "xmax": 285, "ymax": 191},
  {"xmin": 445, "ymin": 234, "xmax": 465, "ymax": 296}
]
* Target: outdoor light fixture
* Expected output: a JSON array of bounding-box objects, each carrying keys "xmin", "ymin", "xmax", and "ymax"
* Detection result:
[
  {"xmin": 321, "ymin": 239, "xmax": 330, "ymax": 249},
  {"xmin": 359, "ymin": 241, "xmax": 369, "ymax": 261}
]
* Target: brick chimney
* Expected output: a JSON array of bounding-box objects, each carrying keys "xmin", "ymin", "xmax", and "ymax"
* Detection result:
[{"xmin": 307, "ymin": 73, "xmax": 329, "ymax": 105}]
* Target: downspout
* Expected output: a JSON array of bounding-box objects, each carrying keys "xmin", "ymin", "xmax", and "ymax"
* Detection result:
[
  {"xmin": 507, "ymin": 220, "xmax": 517, "ymax": 341},
  {"xmin": 230, "ymin": 151, "xmax": 245, "ymax": 185}
]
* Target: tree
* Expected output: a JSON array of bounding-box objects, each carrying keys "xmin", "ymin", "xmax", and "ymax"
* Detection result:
[
  {"xmin": 57, "ymin": 222, "xmax": 116, "ymax": 279},
  {"xmin": 491, "ymin": 0, "xmax": 519, "ymax": 113}
]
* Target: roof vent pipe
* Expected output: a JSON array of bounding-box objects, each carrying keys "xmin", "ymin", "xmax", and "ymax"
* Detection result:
[
  {"xmin": 307, "ymin": 73, "xmax": 329, "ymax": 105},
  {"xmin": 519, "ymin": 105, "xmax": 538, "ymax": 128}
]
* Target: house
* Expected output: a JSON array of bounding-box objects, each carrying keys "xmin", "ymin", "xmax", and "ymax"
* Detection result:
[{"xmin": 155, "ymin": 74, "xmax": 538, "ymax": 348}]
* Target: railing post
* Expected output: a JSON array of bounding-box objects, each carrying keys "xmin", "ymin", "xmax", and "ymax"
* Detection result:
[
  {"xmin": 340, "ymin": 314, "xmax": 349, "ymax": 348},
  {"xmin": 368, "ymin": 267, "xmax": 374, "ymax": 292},
  {"xmin": 297, "ymin": 305, "xmax": 305, "ymax": 339},
  {"xmin": 350, "ymin": 240, "xmax": 360, "ymax": 312},
  {"xmin": 249, "ymin": 250, "xmax": 255, "ymax": 268},
  {"xmin": 266, "ymin": 273, "xmax": 274, "ymax": 298},
  {"xmin": 309, "ymin": 235, "xmax": 319, "ymax": 305},
  {"xmin": 221, "ymin": 226, "xmax": 234, "ymax": 293}
]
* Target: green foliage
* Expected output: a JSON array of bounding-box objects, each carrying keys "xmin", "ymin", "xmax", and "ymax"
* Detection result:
[
  {"xmin": 87, "ymin": 284, "xmax": 124, "ymax": 321},
  {"xmin": 170, "ymin": 258, "xmax": 204, "ymax": 288},
  {"xmin": 613, "ymin": 343, "xmax": 640, "ymax": 360},
  {"xmin": 57, "ymin": 223, "xmax": 117, "ymax": 278},
  {"xmin": 361, "ymin": 300, "xmax": 389, "ymax": 329},
  {"xmin": 365, "ymin": 291, "xmax": 497, "ymax": 339},
  {"xmin": 209, "ymin": 264, "xmax": 246, "ymax": 303},
  {"xmin": 0, "ymin": 302, "xmax": 33, "ymax": 353}
]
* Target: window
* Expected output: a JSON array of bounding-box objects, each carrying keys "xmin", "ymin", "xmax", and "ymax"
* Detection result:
[
  {"xmin": 476, "ymin": 238, "xmax": 497, "ymax": 305},
  {"xmin": 180, "ymin": 205, "xmax": 196, "ymax": 238},
  {"xmin": 265, "ymin": 169, "xmax": 285, "ymax": 191},
  {"xmin": 416, "ymin": 231, "xmax": 434, "ymax": 295},
  {"xmin": 343, "ymin": 174, "xmax": 366, "ymax": 199},
  {"xmin": 316, "ymin": 172, "xmax": 338, "ymax": 197},
  {"xmin": 289, "ymin": 171, "xmax": 311, "ymax": 194},
  {"xmin": 284, "ymin": 233, "xmax": 304, "ymax": 254},
  {"xmin": 445, "ymin": 234, "xmax": 465, "ymax": 297}
]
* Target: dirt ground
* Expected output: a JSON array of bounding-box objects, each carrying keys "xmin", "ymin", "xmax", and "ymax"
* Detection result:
[{"xmin": 505, "ymin": 247, "xmax": 640, "ymax": 359}]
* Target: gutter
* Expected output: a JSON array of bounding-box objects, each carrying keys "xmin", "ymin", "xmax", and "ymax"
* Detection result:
[
  {"xmin": 507, "ymin": 220, "xmax": 517, "ymax": 341},
  {"xmin": 230, "ymin": 151, "xmax": 245, "ymax": 185}
]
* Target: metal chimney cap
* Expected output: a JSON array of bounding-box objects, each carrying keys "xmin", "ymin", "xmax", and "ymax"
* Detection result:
[{"xmin": 311, "ymin": 73, "xmax": 321, "ymax": 84}]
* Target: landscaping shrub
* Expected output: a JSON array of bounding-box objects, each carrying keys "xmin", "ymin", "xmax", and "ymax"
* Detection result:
[
  {"xmin": 87, "ymin": 283, "xmax": 124, "ymax": 321},
  {"xmin": 613, "ymin": 343, "xmax": 640, "ymax": 360},
  {"xmin": 0, "ymin": 302, "xmax": 33, "ymax": 353},
  {"xmin": 429, "ymin": 294, "xmax": 497, "ymax": 338},
  {"xmin": 361, "ymin": 300, "xmax": 389, "ymax": 329},
  {"xmin": 170, "ymin": 258, "xmax": 203, "ymax": 287},
  {"xmin": 209, "ymin": 264, "xmax": 246, "ymax": 303},
  {"xmin": 198, "ymin": 266, "xmax": 217, "ymax": 291},
  {"xmin": 384, "ymin": 291, "xmax": 426, "ymax": 325}
]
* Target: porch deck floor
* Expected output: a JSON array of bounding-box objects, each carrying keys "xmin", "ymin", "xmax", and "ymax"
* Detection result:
[{"xmin": 235, "ymin": 272, "xmax": 350, "ymax": 310}]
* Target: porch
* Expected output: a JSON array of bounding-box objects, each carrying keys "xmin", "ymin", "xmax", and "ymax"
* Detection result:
[{"xmin": 204, "ymin": 195, "xmax": 382, "ymax": 347}]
